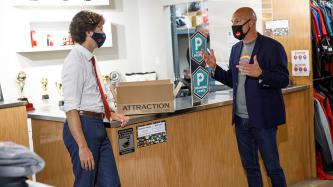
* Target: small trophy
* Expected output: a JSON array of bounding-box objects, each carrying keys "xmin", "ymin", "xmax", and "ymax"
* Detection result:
[
  {"xmin": 16, "ymin": 71, "xmax": 34, "ymax": 111},
  {"xmin": 102, "ymin": 75, "xmax": 110, "ymax": 100},
  {"xmin": 0, "ymin": 83, "xmax": 3, "ymax": 102},
  {"xmin": 109, "ymin": 71, "xmax": 121, "ymax": 109},
  {"xmin": 41, "ymin": 77, "xmax": 49, "ymax": 100},
  {"xmin": 55, "ymin": 82, "xmax": 64, "ymax": 106}
]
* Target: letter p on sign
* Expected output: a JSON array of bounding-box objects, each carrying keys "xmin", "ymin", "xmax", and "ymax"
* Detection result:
[
  {"xmin": 195, "ymin": 37, "xmax": 202, "ymax": 51},
  {"xmin": 197, "ymin": 72, "xmax": 204, "ymax": 86}
]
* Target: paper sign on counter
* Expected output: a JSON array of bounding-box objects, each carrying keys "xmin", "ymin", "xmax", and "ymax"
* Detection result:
[{"xmin": 137, "ymin": 121, "xmax": 167, "ymax": 148}]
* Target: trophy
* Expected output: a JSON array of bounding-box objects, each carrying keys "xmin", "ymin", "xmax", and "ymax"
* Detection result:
[
  {"xmin": 16, "ymin": 71, "xmax": 34, "ymax": 111},
  {"xmin": 41, "ymin": 77, "xmax": 49, "ymax": 100},
  {"xmin": 17, "ymin": 71, "xmax": 26, "ymax": 99},
  {"xmin": 109, "ymin": 71, "xmax": 121, "ymax": 109},
  {"xmin": 102, "ymin": 75, "xmax": 110, "ymax": 100},
  {"xmin": 55, "ymin": 82, "xmax": 64, "ymax": 106},
  {"xmin": 0, "ymin": 83, "xmax": 3, "ymax": 102}
]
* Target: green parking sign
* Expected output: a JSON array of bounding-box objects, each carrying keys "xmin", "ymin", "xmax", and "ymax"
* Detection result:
[
  {"xmin": 191, "ymin": 32, "xmax": 207, "ymax": 65},
  {"xmin": 192, "ymin": 66, "xmax": 209, "ymax": 99}
]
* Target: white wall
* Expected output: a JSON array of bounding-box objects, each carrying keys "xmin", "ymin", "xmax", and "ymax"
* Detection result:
[
  {"xmin": 208, "ymin": 0, "xmax": 263, "ymax": 66},
  {"xmin": 137, "ymin": 0, "xmax": 263, "ymax": 79},
  {"xmin": 137, "ymin": 0, "xmax": 175, "ymax": 80},
  {"xmin": 0, "ymin": 0, "xmax": 143, "ymax": 107}
]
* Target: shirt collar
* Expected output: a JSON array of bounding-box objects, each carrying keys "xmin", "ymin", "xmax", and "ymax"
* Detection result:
[{"xmin": 74, "ymin": 43, "xmax": 94, "ymax": 61}]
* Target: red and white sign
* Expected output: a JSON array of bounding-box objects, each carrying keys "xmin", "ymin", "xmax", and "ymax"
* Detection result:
[{"xmin": 291, "ymin": 50, "xmax": 310, "ymax": 76}]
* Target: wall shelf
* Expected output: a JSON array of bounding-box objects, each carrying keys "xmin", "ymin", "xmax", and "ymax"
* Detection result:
[
  {"xmin": 17, "ymin": 45, "xmax": 112, "ymax": 53},
  {"xmin": 17, "ymin": 45, "xmax": 74, "ymax": 53},
  {"xmin": 11, "ymin": 0, "xmax": 110, "ymax": 7},
  {"xmin": 17, "ymin": 20, "xmax": 112, "ymax": 53},
  {"xmin": 176, "ymin": 28, "xmax": 196, "ymax": 35}
]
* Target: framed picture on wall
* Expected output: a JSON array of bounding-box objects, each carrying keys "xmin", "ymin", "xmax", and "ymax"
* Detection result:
[{"xmin": 0, "ymin": 83, "xmax": 3, "ymax": 102}]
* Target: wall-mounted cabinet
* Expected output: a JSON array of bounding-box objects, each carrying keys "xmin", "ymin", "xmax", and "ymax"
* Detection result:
[{"xmin": 11, "ymin": 0, "xmax": 110, "ymax": 7}]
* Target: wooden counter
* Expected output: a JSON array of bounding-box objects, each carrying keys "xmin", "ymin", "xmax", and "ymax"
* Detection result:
[
  {"xmin": 30, "ymin": 86, "xmax": 315, "ymax": 187},
  {"xmin": 0, "ymin": 101, "xmax": 29, "ymax": 147}
]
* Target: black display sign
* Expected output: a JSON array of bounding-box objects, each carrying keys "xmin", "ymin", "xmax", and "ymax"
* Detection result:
[{"xmin": 118, "ymin": 128, "xmax": 135, "ymax": 155}]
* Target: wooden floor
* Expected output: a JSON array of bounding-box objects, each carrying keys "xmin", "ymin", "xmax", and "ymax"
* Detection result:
[{"xmin": 290, "ymin": 179, "xmax": 333, "ymax": 187}]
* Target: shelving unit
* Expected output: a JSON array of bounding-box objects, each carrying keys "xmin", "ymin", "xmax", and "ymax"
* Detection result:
[
  {"xmin": 13, "ymin": 0, "xmax": 113, "ymax": 54},
  {"xmin": 11, "ymin": 0, "xmax": 110, "ymax": 7}
]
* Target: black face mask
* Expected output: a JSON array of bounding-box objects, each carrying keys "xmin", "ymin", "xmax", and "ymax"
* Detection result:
[
  {"xmin": 232, "ymin": 19, "xmax": 251, "ymax": 40},
  {"xmin": 91, "ymin": 32, "xmax": 106, "ymax": 48}
]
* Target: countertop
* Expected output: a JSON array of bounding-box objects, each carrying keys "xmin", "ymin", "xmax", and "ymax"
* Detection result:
[
  {"xmin": 27, "ymin": 84, "xmax": 309, "ymax": 128},
  {"xmin": 0, "ymin": 100, "xmax": 27, "ymax": 109},
  {"xmin": 26, "ymin": 180, "xmax": 53, "ymax": 187}
]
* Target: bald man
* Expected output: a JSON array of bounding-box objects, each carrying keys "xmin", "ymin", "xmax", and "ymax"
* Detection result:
[{"xmin": 203, "ymin": 7, "xmax": 289, "ymax": 187}]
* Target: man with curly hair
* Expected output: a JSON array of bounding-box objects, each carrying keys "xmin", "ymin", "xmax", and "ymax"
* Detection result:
[{"xmin": 61, "ymin": 10, "xmax": 128, "ymax": 187}]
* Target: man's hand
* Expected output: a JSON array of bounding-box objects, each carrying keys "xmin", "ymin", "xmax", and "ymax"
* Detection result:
[
  {"xmin": 65, "ymin": 110, "xmax": 94, "ymax": 171},
  {"xmin": 237, "ymin": 55, "xmax": 262, "ymax": 77},
  {"xmin": 111, "ymin": 112, "xmax": 129, "ymax": 127},
  {"xmin": 202, "ymin": 49, "xmax": 217, "ymax": 70},
  {"xmin": 79, "ymin": 146, "xmax": 95, "ymax": 171}
]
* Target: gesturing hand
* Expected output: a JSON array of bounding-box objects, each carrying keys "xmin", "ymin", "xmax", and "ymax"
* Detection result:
[
  {"xmin": 236, "ymin": 55, "xmax": 262, "ymax": 78},
  {"xmin": 202, "ymin": 49, "xmax": 217, "ymax": 69}
]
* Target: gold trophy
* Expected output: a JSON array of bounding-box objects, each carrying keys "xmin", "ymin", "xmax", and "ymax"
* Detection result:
[
  {"xmin": 16, "ymin": 71, "xmax": 34, "ymax": 111},
  {"xmin": 55, "ymin": 82, "xmax": 64, "ymax": 106},
  {"xmin": 17, "ymin": 71, "xmax": 26, "ymax": 99},
  {"xmin": 41, "ymin": 78, "xmax": 49, "ymax": 99}
]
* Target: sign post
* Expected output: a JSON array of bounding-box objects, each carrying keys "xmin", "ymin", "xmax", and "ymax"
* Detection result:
[{"xmin": 190, "ymin": 32, "xmax": 209, "ymax": 105}]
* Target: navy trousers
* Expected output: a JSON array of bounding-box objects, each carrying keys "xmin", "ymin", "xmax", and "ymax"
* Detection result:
[
  {"xmin": 234, "ymin": 116, "xmax": 287, "ymax": 187},
  {"xmin": 63, "ymin": 115, "xmax": 120, "ymax": 187}
]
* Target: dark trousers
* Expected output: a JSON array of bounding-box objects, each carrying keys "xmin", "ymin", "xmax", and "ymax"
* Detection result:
[
  {"xmin": 63, "ymin": 115, "xmax": 120, "ymax": 187},
  {"xmin": 235, "ymin": 116, "xmax": 287, "ymax": 187}
]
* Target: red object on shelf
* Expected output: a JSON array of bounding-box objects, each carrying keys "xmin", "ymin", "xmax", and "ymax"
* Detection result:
[
  {"xmin": 30, "ymin": 30, "xmax": 37, "ymax": 48},
  {"xmin": 18, "ymin": 97, "xmax": 35, "ymax": 111}
]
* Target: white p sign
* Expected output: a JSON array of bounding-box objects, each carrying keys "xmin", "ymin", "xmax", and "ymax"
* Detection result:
[
  {"xmin": 197, "ymin": 72, "xmax": 204, "ymax": 86},
  {"xmin": 195, "ymin": 37, "xmax": 203, "ymax": 51}
]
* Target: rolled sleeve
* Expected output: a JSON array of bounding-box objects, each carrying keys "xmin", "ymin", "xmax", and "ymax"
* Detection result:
[{"xmin": 61, "ymin": 60, "xmax": 84, "ymax": 112}]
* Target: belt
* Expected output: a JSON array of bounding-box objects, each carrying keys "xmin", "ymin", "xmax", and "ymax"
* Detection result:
[{"xmin": 79, "ymin": 111, "xmax": 104, "ymax": 119}]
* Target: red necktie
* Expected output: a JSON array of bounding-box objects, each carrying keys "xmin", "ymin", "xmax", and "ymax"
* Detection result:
[{"xmin": 91, "ymin": 57, "xmax": 111, "ymax": 121}]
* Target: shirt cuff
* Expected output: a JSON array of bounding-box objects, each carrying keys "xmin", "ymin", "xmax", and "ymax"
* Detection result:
[{"xmin": 211, "ymin": 66, "xmax": 217, "ymax": 77}]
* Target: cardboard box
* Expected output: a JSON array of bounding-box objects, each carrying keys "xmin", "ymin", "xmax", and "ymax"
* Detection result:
[{"xmin": 116, "ymin": 80, "xmax": 175, "ymax": 115}]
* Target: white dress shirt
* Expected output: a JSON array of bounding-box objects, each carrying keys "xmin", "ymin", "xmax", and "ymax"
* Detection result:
[{"xmin": 61, "ymin": 44, "xmax": 104, "ymax": 113}]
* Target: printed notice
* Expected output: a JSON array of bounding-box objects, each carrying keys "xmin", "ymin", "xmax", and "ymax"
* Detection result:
[
  {"xmin": 291, "ymin": 50, "xmax": 310, "ymax": 76},
  {"xmin": 137, "ymin": 121, "xmax": 167, "ymax": 148},
  {"xmin": 118, "ymin": 128, "xmax": 135, "ymax": 155},
  {"xmin": 265, "ymin": 20, "xmax": 289, "ymax": 36}
]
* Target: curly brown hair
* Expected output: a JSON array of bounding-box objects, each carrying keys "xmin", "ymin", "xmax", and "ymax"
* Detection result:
[{"xmin": 69, "ymin": 10, "xmax": 105, "ymax": 44}]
